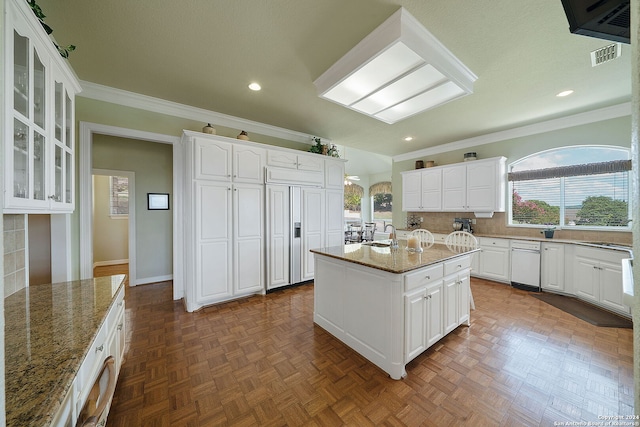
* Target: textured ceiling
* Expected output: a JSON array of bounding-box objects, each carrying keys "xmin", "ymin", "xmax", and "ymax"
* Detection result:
[{"xmin": 38, "ymin": 0, "xmax": 631, "ymax": 166}]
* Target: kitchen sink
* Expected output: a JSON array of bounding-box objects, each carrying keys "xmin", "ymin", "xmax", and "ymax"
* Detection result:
[{"xmin": 362, "ymin": 241, "xmax": 391, "ymax": 247}]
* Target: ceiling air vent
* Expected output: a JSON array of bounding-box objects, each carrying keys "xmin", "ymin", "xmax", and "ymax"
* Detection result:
[{"xmin": 590, "ymin": 42, "xmax": 621, "ymax": 67}]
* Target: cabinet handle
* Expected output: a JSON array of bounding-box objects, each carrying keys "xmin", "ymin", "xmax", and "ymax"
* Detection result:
[
  {"xmin": 95, "ymin": 344, "xmax": 104, "ymax": 353},
  {"xmin": 425, "ymin": 275, "xmax": 430, "ymax": 280},
  {"xmin": 117, "ymin": 301, "xmax": 123, "ymax": 307},
  {"xmin": 117, "ymin": 323, "xmax": 123, "ymax": 331},
  {"xmin": 233, "ymin": 175, "xmax": 237, "ymax": 178}
]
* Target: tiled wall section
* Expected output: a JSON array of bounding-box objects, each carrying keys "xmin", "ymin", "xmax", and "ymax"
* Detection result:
[
  {"xmin": 407, "ymin": 212, "xmax": 633, "ymax": 246},
  {"xmin": 4, "ymin": 214, "xmax": 27, "ymax": 297}
]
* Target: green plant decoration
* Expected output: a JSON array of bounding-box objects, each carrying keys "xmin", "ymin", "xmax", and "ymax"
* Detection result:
[
  {"xmin": 309, "ymin": 137, "xmax": 324, "ymax": 154},
  {"xmin": 27, "ymin": 0, "xmax": 76, "ymax": 58}
]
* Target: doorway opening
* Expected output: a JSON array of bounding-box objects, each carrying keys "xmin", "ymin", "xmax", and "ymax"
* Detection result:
[{"xmin": 92, "ymin": 171, "xmax": 134, "ymax": 282}]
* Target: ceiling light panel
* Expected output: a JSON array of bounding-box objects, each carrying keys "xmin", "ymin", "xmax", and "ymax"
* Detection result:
[{"xmin": 314, "ymin": 7, "xmax": 477, "ymax": 124}]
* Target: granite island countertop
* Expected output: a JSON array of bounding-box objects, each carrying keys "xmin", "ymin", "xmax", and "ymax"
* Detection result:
[
  {"xmin": 5, "ymin": 275, "xmax": 126, "ymax": 427},
  {"xmin": 311, "ymin": 240, "xmax": 478, "ymax": 274}
]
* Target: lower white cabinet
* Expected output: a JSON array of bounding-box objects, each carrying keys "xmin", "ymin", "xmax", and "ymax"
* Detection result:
[
  {"xmin": 53, "ymin": 286, "xmax": 125, "ymax": 427},
  {"xmin": 192, "ymin": 181, "xmax": 263, "ymax": 307},
  {"xmin": 443, "ymin": 258, "xmax": 471, "ymax": 334},
  {"xmin": 404, "ymin": 255, "xmax": 472, "ymax": 365},
  {"xmin": 302, "ymin": 187, "xmax": 324, "ymax": 281},
  {"xmin": 405, "ymin": 281, "xmax": 443, "ymax": 362},
  {"xmin": 473, "ymin": 237, "xmax": 510, "ymax": 283},
  {"xmin": 541, "ymin": 242, "xmax": 565, "ymax": 291},
  {"xmin": 573, "ymin": 246, "xmax": 629, "ymax": 315}
]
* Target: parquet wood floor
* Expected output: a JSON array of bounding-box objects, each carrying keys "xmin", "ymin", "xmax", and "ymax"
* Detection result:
[{"xmin": 100, "ymin": 269, "xmax": 634, "ymax": 426}]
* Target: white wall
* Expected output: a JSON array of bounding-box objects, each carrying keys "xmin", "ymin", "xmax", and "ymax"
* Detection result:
[{"xmin": 92, "ymin": 175, "xmax": 128, "ymax": 265}]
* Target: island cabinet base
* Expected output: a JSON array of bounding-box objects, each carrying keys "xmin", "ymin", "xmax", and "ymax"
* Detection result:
[{"xmin": 313, "ymin": 252, "xmax": 472, "ymax": 380}]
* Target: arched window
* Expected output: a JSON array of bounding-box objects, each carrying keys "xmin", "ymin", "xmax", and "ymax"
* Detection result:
[{"xmin": 508, "ymin": 146, "xmax": 631, "ymax": 229}]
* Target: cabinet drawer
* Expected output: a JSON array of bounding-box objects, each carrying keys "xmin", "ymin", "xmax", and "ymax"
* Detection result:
[
  {"xmin": 107, "ymin": 287, "xmax": 125, "ymax": 329},
  {"xmin": 479, "ymin": 237, "xmax": 509, "ymax": 248},
  {"xmin": 444, "ymin": 256, "xmax": 471, "ymax": 276},
  {"xmin": 405, "ymin": 264, "xmax": 444, "ymax": 292},
  {"xmin": 77, "ymin": 320, "xmax": 109, "ymax": 402}
]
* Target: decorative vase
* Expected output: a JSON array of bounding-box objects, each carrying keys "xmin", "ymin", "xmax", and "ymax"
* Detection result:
[
  {"xmin": 415, "ymin": 160, "xmax": 424, "ymax": 169},
  {"xmin": 322, "ymin": 144, "xmax": 328, "ymax": 155},
  {"xmin": 237, "ymin": 131, "xmax": 249, "ymax": 140},
  {"xmin": 202, "ymin": 123, "xmax": 216, "ymax": 134}
]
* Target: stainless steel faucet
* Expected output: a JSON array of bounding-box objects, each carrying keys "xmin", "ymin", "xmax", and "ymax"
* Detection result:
[{"xmin": 385, "ymin": 224, "xmax": 398, "ymax": 248}]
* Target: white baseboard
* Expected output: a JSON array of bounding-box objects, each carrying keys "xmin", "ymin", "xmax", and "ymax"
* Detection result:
[
  {"xmin": 134, "ymin": 274, "xmax": 173, "ymax": 286},
  {"xmin": 93, "ymin": 259, "xmax": 129, "ymax": 268}
]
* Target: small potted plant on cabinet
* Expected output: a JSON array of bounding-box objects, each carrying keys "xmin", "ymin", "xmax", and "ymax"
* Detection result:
[{"xmin": 541, "ymin": 224, "xmax": 556, "ymax": 238}]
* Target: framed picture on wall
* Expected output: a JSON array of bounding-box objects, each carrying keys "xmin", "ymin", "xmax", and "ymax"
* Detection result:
[{"xmin": 147, "ymin": 193, "xmax": 170, "ymax": 210}]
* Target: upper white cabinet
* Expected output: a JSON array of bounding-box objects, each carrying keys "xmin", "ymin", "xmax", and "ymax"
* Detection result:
[
  {"xmin": 267, "ymin": 150, "xmax": 324, "ymax": 172},
  {"xmin": 402, "ymin": 157, "xmax": 506, "ymax": 216},
  {"xmin": 194, "ymin": 136, "xmax": 264, "ymax": 184},
  {"xmin": 324, "ymin": 159, "xmax": 345, "ymax": 189},
  {"xmin": 401, "ymin": 168, "xmax": 442, "ymax": 211},
  {"xmin": 4, "ymin": 0, "xmax": 81, "ymax": 213},
  {"xmin": 441, "ymin": 157, "xmax": 506, "ymax": 215}
]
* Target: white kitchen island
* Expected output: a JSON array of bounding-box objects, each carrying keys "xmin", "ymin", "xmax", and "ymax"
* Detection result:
[{"xmin": 311, "ymin": 241, "xmax": 478, "ymax": 380}]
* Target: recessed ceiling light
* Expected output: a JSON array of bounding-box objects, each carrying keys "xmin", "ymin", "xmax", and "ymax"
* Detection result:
[
  {"xmin": 556, "ymin": 90, "xmax": 573, "ymax": 97},
  {"xmin": 404, "ymin": 136, "xmax": 413, "ymax": 142},
  {"xmin": 248, "ymin": 82, "xmax": 261, "ymax": 91}
]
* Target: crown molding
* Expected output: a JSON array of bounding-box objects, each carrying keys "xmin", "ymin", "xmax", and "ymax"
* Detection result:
[
  {"xmin": 392, "ymin": 102, "xmax": 632, "ymax": 162},
  {"xmin": 78, "ymin": 80, "xmax": 330, "ymax": 145}
]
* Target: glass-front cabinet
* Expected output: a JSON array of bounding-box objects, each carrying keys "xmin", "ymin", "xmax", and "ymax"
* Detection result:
[{"xmin": 4, "ymin": 0, "xmax": 80, "ymax": 213}]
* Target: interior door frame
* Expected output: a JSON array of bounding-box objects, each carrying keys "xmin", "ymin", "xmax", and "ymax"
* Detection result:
[{"xmin": 79, "ymin": 122, "xmax": 184, "ymax": 299}]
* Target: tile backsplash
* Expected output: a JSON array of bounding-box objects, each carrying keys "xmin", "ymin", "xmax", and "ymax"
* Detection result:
[
  {"xmin": 4, "ymin": 214, "xmax": 27, "ymax": 297},
  {"xmin": 407, "ymin": 212, "xmax": 632, "ymax": 246}
]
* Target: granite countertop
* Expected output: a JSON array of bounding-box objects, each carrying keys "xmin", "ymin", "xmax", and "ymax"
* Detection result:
[
  {"xmin": 5, "ymin": 275, "xmax": 126, "ymax": 427},
  {"xmin": 311, "ymin": 240, "xmax": 478, "ymax": 274}
]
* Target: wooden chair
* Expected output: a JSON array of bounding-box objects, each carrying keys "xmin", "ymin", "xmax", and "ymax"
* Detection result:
[
  {"xmin": 444, "ymin": 231, "xmax": 478, "ymax": 310},
  {"xmin": 410, "ymin": 229, "xmax": 435, "ymax": 248},
  {"xmin": 444, "ymin": 231, "xmax": 478, "ymax": 251}
]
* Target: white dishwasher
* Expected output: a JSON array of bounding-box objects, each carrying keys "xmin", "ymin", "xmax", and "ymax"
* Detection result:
[{"xmin": 510, "ymin": 240, "xmax": 541, "ymax": 292}]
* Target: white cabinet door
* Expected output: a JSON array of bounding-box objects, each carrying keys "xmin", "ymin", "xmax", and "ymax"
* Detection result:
[
  {"xmin": 425, "ymin": 282, "xmax": 444, "ymax": 348},
  {"xmin": 4, "ymin": 1, "xmax": 80, "ymax": 214},
  {"xmin": 404, "ymin": 280, "xmax": 443, "ymax": 362},
  {"xmin": 402, "ymin": 171, "xmax": 422, "ymax": 211},
  {"xmin": 443, "ymin": 274, "xmax": 459, "ymax": 334},
  {"xmin": 302, "ymin": 188, "xmax": 324, "ymax": 281},
  {"xmin": 421, "ymin": 168, "xmax": 442, "ymax": 211},
  {"xmin": 573, "ymin": 255, "xmax": 599, "ymax": 302},
  {"xmin": 266, "ymin": 185, "xmax": 290, "ymax": 290},
  {"xmin": 297, "ymin": 154, "xmax": 324, "ymax": 172},
  {"xmin": 599, "ymin": 258, "xmax": 626, "ymax": 313},
  {"xmin": 405, "ymin": 287, "xmax": 428, "ymax": 362},
  {"xmin": 541, "ymin": 243, "xmax": 565, "ymax": 291},
  {"xmin": 233, "ymin": 145, "xmax": 264, "ymax": 183},
  {"xmin": 325, "ymin": 189, "xmax": 344, "ymax": 247},
  {"xmin": 457, "ymin": 270, "xmax": 470, "ymax": 326},
  {"xmin": 195, "ymin": 138, "xmax": 232, "ymax": 181},
  {"xmin": 195, "ymin": 182, "xmax": 232, "ymax": 303},
  {"xmin": 466, "ymin": 161, "xmax": 496, "ymax": 211},
  {"xmin": 325, "ymin": 160, "xmax": 345, "ymax": 189},
  {"xmin": 233, "ymin": 184, "xmax": 263, "ymax": 294},
  {"xmin": 442, "ymin": 164, "xmax": 466, "ymax": 211},
  {"xmin": 478, "ymin": 239, "xmax": 510, "ymax": 282}
]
